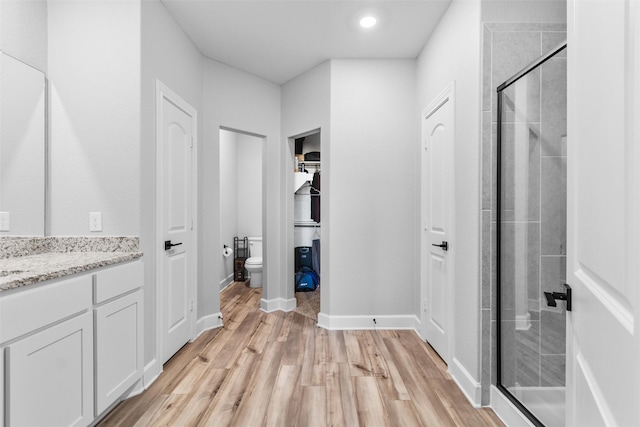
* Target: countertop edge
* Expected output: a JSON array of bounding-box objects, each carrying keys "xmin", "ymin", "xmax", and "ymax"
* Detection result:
[{"xmin": 0, "ymin": 252, "xmax": 143, "ymax": 293}]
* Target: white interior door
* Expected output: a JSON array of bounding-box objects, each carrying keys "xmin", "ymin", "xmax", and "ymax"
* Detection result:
[
  {"xmin": 566, "ymin": 1, "xmax": 640, "ymax": 425},
  {"xmin": 157, "ymin": 81, "xmax": 197, "ymax": 364},
  {"xmin": 421, "ymin": 83, "xmax": 454, "ymax": 364}
]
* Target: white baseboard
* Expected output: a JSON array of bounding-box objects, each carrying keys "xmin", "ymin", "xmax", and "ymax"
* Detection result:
[
  {"xmin": 195, "ymin": 312, "xmax": 224, "ymax": 338},
  {"xmin": 125, "ymin": 378, "xmax": 145, "ymax": 399},
  {"xmin": 143, "ymin": 358, "xmax": 162, "ymax": 390},
  {"xmin": 260, "ymin": 297, "xmax": 296, "ymax": 312},
  {"xmin": 219, "ymin": 274, "xmax": 233, "ymax": 291},
  {"xmin": 449, "ymin": 357, "xmax": 482, "ymax": 407},
  {"xmin": 490, "ymin": 385, "xmax": 536, "ymax": 427},
  {"xmin": 317, "ymin": 313, "xmax": 420, "ymax": 331}
]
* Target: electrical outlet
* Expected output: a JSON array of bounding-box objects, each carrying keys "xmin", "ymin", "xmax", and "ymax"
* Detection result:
[
  {"xmin": 89, "ymin": 212, "xmax": 102, "ymax": 232},
  {"xmin": 0, "ymin": 212, "xmax": 9, "ymax": 231}
]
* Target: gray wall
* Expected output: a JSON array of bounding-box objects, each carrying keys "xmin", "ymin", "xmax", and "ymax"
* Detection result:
[
  {"xmin": 416, "ymin": 0, "xmax": 483, "ymax": 401},
  {"xmin": 219, "ymin": 129, "xmax": 238, "ymax": 288},
  {"xmin": 329, "ymin": 59, "xmax": 418, "ymax": 318},
  {"xmin": 141, "ymin": 0, "xmax": 203, "ymax": 370},
  {"xmin": 48, "ymin": 0, "xmax": 141, "ymax": 236}
]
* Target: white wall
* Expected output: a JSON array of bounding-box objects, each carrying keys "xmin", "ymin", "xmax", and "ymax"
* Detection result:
[
  {"xmin": 0, "ymin": 0, "xmax": 48, "ymax": 73},
  {"xmin": 48, "ymin": 0, "xmax": 141, "ymax": 236},
  {"xmin": 328, "ymin": 59, "xmax": 418, "ymax": 319},
  {"xmin": 140, "ymin": 0, "xmax": 202, "ymax": 369},
  {"xmin": 236, "ymin": 133, "xmax": 262, "ymax": 238},
  {"xmin": 281, "ymin": 61, "xmax": 331, "ymax": 306},
  {"xmin": 219, "ymin": 129, "xmax": 238, "ymax": 288},
  {"xmin": 201, "ymin": 58, "xmax": 281, "ymax": 312},
  {"xmin": 417, "ymin": 0, "xmax": 482, "ymax": 403}
]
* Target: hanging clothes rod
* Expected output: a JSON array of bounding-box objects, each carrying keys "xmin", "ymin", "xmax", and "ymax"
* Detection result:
[{"xmin": 296, "ymin": 181, "xmax": 321, "ymax": 195}]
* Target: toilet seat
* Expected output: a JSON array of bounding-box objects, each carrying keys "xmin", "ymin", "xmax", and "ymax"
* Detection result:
[{"xmin": 245, "ymin": 257, "xmax": 262, "ymax": 266}]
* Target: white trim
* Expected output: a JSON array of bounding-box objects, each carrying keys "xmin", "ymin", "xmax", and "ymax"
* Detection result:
[
  {"xmin": 490, "ymin": 385, "xmax": 536, "ymax": 427},
  {"xmin": 316, "ymin": 313, "xmax": 420, "ymax": 331},
  {"xmin": 219, "ymin": 274, "xmax": 233, "ymax": 292},
  {"xmin": 155, "ymin": 79, "xmax": 199, "ymax": 366},
  {"xmin": 449, "ymin": 357, "xmax": 482, "ymax": 407},
  {"xmin": 260, "ymin": 297, "xmax": 297, "ymax": 313},
  {"xmin": 125, "ymin": 378, "xmax": 145, "ymax": 399},
  {"xmin": 142, "ymin": 358, "xmax": 162, "ymax": 390},
  {"xmin": 195, "ymin": 312, "xmax": 224, "ymax": 338}
]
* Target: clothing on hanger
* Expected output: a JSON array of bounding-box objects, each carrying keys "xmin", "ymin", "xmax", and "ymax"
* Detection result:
[{"xmin": 311, "ymin": 171, "xmax": 320, "ymax": 223}]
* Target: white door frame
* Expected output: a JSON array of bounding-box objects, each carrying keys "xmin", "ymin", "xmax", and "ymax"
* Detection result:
[
  {"xmin": 420, "ymin": 81, "xmax": 455, "ymax": 363},
  {"xmin": 155, "ymin": 79, "xmax": 198, "ymax": 365}
]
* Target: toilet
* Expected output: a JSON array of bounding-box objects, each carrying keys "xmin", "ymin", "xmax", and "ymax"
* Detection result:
[{"xmin": 245, "ymin": 237, "xmax": 263, "ymax": 288}]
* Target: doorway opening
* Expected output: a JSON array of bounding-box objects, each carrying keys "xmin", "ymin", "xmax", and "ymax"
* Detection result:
[
  {"xmin": 290, "ymin": 129, "xmax": 321, "ymax": 321},
  {"xmin": 219, "ymin": 127, "xmax": 264, "ymax": 300}
]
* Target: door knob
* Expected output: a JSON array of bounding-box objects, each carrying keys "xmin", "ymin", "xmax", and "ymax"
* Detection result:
[
  {"xmin": 544, "ymin": 284, "xmax": 572, "ymax": 311},
  {"xmin": 164, "ymin": 240, "xmax": 183, "ymax": 251},
  {"xmin": 432, "ymin": 241, "xmax": 448, "ymax": 251}
]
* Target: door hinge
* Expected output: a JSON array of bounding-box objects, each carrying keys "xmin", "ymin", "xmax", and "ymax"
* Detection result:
[
  {"xmin": 424, "ymin": 138, "xmax": 429, "ymax": 151},
  {"xmin": 190, "ymin": 218, "xmax": 194, "ymax": 230},
  {"xmin": 190, "ymin": 137, "xmax": 193, "ymax": 149},
  {"xmin": 190, "ymin": 300, "xmax": 194, "ymax": 312}
]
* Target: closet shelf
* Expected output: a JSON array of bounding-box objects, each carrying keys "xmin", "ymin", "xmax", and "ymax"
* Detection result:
[{"xmin": 295, "ymin": 221, "xmax": 321, "ymax": 227}]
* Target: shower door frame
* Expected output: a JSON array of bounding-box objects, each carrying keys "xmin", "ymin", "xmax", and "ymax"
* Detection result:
[{"xmin": 495, "ymin": 42, "xmax": 567, "ymax": 427}]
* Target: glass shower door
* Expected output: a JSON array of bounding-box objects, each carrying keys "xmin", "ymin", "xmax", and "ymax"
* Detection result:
[{"xmin": 497, "ymin": 43, "xmax": 567, "ymax": 427}]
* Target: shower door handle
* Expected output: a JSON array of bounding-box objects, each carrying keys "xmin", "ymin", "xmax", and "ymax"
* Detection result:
[
  {"xmin": 544, "ymin": 284, "xmax": 572, "ymax": 311},
  {"xmin": 432, "ymin": 241, "xmax": 448, "ymax": 251}
]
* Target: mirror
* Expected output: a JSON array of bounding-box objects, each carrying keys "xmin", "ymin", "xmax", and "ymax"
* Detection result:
[{"xmin": 0, "ymin": 51, "xmax": 47, "ymax": 236}]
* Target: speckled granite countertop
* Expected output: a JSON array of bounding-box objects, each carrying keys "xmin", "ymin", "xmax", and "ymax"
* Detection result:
[{"xmin": 0, "ymin": 237, "xmax": 142, "ymax": 293}]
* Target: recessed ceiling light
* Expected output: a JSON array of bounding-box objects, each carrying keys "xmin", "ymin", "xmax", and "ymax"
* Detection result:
[{"xmin": 359, "ymin": 16, "xmax": 377, "ymax": 29}]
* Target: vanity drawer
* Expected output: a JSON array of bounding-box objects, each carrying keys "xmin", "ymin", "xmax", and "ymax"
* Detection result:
[
  {"xmin": 93, "ymin": 260, "xmax": 142, "ymax": 304},
  {"xmin": 0, "ymin": 274, "xmax": 92, "ymax": 344}
]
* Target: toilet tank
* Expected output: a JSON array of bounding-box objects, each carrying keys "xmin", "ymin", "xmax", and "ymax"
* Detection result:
[{"xmin": 248, "ymin": 237, "xmax": 262, "ymax": 258}]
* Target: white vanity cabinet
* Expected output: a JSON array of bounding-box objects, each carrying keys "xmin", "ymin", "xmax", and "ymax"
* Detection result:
[
  {"xmin": 1, "ymin": 274, "xmax": 94, "ymax": 427},
  {"xmin": 5, "ymin": 312, "xmax": 94, "ymax": 427},
  {"xmin": 93, "ymin": 261, "xmax": 143, "ymax": 416},
  {"xmin": 0, "ymin": 258, "xmax": 143, "ymax": 427}
]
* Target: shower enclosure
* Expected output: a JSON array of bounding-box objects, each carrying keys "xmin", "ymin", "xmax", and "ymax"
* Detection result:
[{"xmin": 496, "ymin": 43, "xmax": 567, "ymax": 427}]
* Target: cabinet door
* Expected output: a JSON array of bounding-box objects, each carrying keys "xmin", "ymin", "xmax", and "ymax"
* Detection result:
[
  {"xmin": 1, "ymin": 348, "xmax": 4, "ymax": 425},
  {"xmin": 5, "ymin": 312, "xmax": 93, "ymax": 427},
  {"xmin": 94, "ymin": 290, "xmax": 143, "ymax": 416}
]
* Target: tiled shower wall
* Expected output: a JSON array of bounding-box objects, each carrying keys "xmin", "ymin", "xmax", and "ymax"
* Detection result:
[{"xmin": 480, "ymin": 23, "xmax": 566, "ymax": 405}]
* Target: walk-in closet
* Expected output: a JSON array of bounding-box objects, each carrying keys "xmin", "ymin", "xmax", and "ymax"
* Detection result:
[{"xmin": 293, "ymin": 131, "xmax": 321, "ymax": 319}]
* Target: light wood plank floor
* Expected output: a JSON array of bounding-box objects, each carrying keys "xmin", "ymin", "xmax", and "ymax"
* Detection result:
[{"xmin": 98, "ymin": 282, "xmax": 504, "ymax": 426}]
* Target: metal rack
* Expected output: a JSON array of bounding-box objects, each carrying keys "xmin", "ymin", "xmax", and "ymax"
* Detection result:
[{"xmin": 233, "ymin": 236, "xmax": 249, "ymax": 281}]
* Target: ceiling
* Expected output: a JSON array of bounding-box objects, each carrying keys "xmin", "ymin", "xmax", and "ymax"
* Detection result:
[{"xmin": 161, "ymin": 0, "xmax": 452, "ymax": 84}]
